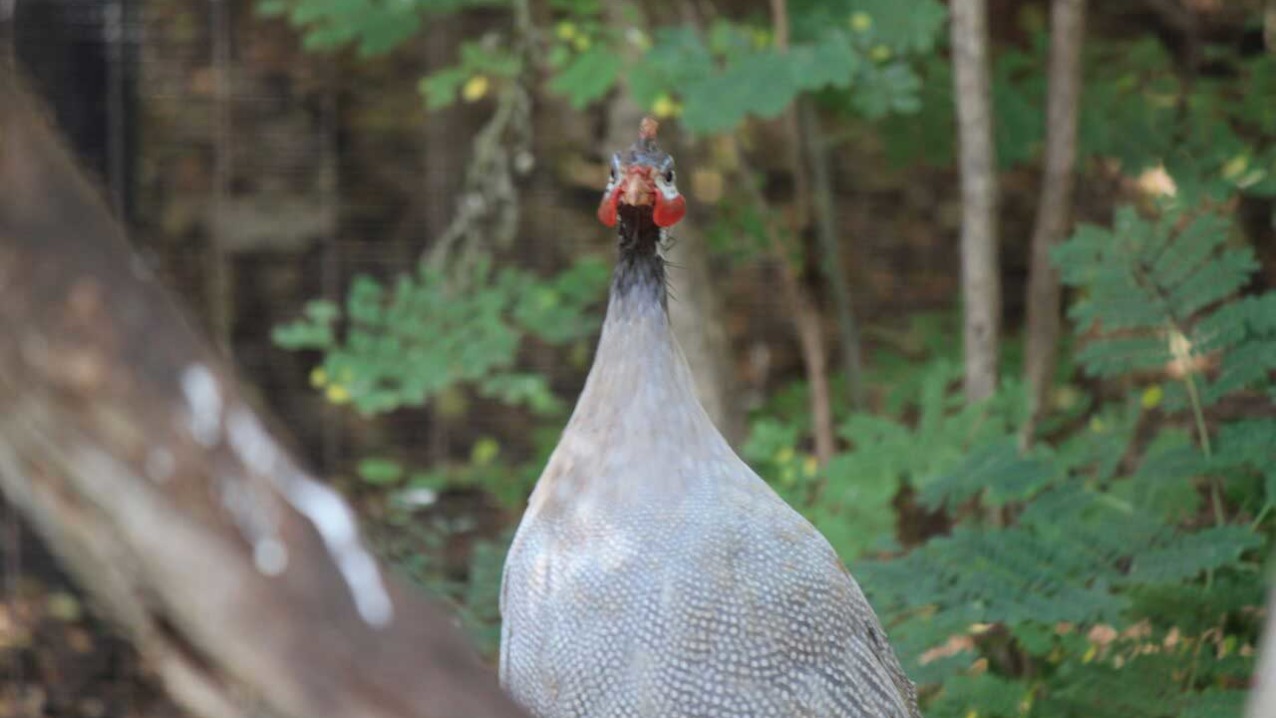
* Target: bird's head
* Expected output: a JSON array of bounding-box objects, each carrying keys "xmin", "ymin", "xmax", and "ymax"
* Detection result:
[{"xmin": 597, "ymin": 117, "xmax": 686, "ymax": 230}]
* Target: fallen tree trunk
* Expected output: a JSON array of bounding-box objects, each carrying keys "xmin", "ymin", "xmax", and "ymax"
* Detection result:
[{"xmin": 0, "ymin": 63, "xmax": 526, "ymax": 718}]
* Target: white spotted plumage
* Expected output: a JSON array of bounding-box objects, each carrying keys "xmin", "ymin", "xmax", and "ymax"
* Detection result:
[{"xmin": 500, "ymin": 253, "xmax": 920, "ymax": 718}]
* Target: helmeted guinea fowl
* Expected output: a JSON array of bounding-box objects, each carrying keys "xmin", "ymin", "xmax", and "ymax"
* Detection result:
[{"xmin": 500, "ymin": 119, "xmax": 921, "ymax": 718}]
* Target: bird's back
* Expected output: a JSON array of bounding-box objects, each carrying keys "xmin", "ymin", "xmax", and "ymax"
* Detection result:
[{"xmin": 501, "ymin": 451, "xmax": 919, "ymax": 718}]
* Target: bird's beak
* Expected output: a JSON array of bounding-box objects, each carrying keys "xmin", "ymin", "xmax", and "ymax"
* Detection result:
[{"xmin": 619, "ymin": 166, "xmax": 655, "ymax": 208}]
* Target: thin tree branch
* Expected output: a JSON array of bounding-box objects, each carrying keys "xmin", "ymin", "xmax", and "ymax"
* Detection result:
[
  {"xmin": 800, "ymin": 98, "xmax": 866, "ymax": 411},
  {"xmin": 765, "ymin": 0, "xmax": 835, "ymax": 464},
  {"xmin": 1022, "ymin": 0, "xmax": 1086, "ymax": 444}
]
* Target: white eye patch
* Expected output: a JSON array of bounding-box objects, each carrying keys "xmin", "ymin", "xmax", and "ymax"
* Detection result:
[{"xmin": 654, "ymin": 170, "xmax": 680, "ymax": 201}]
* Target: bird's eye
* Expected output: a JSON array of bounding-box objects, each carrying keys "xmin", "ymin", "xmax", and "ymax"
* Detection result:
[
  {"xmin": 662, "ymin": 169, "xmax": 675, "ymax": 184},
  {"xmin": 609, "ymin": 153, "xmax": 622, "ymax": 184}
]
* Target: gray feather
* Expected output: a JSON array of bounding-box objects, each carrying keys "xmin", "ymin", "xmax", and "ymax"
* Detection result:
[{"xmin": 500, "ymin": 251, "xmax": 920, "ymax": 718}]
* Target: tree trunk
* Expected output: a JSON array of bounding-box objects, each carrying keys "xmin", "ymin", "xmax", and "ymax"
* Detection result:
[
  {"xmin": 1023, "ymin": 0, "xmax": 1086, "ymax": 441},
  {"xmin": 766, "ymin": 0, "xmax": 836, "ymax": 465},
  {"xmin": 0, "ymin": 66, "xmax": 526, "ymax": 718},
  {"xmin": 950, "ymin": 0, "xmax": 1002, "ymax": 402},
  {"xmin": 800, "ymin": 98, "xmax": 866, "ymax": 412}
]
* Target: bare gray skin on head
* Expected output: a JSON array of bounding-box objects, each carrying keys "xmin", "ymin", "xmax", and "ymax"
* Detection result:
[{"xmin": 500, "ymin": 131, "xmax": 920, "ymax": 718}]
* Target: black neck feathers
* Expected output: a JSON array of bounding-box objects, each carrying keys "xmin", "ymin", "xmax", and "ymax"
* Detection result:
[{"xmin": 611, "ymin": 205, "xmax": 666, "ymax": 310}]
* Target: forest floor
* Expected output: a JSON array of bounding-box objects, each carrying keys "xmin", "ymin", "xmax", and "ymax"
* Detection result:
[{"xmin": 0, "ymin": 516, "xmax": 182, "ymax": 718}]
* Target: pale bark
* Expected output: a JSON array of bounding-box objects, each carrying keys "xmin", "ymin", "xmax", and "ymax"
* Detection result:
[
  {"xmin": 950, "ymin": 0, "xmax": 1002, "ymax": 402},
  {"xmin": 1023, "ymin": 0, "xmax": 1086, "ymax": 440},
  {"xmin": 1267, "ymin": 0, "xmax": 1276, "ymax": 53},
  {"xmin": 0, "ymin": 67, "xmax": 525, "ymax": 718},
  {"xmin": 785, "ymin": 278, "xmax": 837, "ymax": 465}
]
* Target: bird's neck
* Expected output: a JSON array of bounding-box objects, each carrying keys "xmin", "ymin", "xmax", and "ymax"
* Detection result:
[
  {"xmin": 609, "ymin": 204, "xmax": 667, "ymax": 311},
  {"xmin": 576, "ymin": 213, "xmax": 681, "ymax": 417},
  {"xmin": 547, "ymin": 213, "xmax": 732, "ymax": 492}
]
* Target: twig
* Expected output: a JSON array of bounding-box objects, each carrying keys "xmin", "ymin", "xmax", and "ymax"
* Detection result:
[
  {"xmin": 761, "ymin": 0, "xmax": 836, "ymax": 465},
  {"xmin": 1022, "ymin": 0, "xmax": 1086, "ymax": 446},
  {"xmin": 800, "ymin": 98, "xmax": 866, "ymax": 411}
]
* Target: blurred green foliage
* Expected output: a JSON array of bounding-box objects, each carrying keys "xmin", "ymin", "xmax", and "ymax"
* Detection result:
[
  {"xmin": 273, "ymin": 256, "xmax": 608, "ymax": 416},
  {"xmin": 258, "ymin": 0, "xmax": 947, "ymax": 132},
  {"xmin": 266, "ymin": 0, "xmax": 1275, "ymax": 714}
]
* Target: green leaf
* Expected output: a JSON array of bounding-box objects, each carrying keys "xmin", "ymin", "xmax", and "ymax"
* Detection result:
[
  {"xmin": 1179, "ymin": 689, "xmax": 1249, "ymax": 718},
  {"xmin": 357, "ymin": 457, "xmax": 405, "ymax": 486},
  {"xmin": 842, "ymin": 0, "xmax": 947, "ymax": 53},
  {"xmin": 1127, "ymin": 526, "xmax": 1264, "ymax": 583},
  {"xmin": 788, "ymin": 31, "xmax": 860, "ymax": 90},
  {"xmin": 681, "ymin": 49, "xmax": 794, "ymax": 132},
  {"xmin": 920, "ymin": 437, "xmax": 1055, "ymax": 509},
  {"xmin": 928, "ymin": 674, "xmax": 1024, "ymax": 718},
  {"xmin": 549, "ymin": 46, "xmax": 623, "ymax": 108}
]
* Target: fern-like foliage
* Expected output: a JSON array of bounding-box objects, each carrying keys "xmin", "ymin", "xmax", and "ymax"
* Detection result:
[
  {"xmin": 1054, "ymin": 206, "xmax": 1273, "ymax": 411},
  {"xmin": 748, "ymin": 360, "xmax": 1028, "ymax": 558},
  {"xmin": 847, "ymin": 202, "xmax": 1272, "ymax": 716}
]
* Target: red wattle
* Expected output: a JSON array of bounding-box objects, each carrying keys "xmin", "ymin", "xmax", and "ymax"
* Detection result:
[
  {"xmin": 597, "ymin": 188, "xmax": 621, "ymax": 227},
  {"xmin": 652, "ymin": 193, "xmax": 686, "ymax": 228}
]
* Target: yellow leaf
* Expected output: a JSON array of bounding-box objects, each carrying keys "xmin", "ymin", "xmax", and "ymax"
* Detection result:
[
  {"xmin": 309, "ymin": 367, "xmax": 328, "ymax": 388},
  {"xmin": 775, "ymin": 446, "xmax": 795, "ymax": 465},
  {"xmin": 1082, "ymin": 644, "xmax": 1098, "ymax": 663},
  {"xmin": 462, "ymin": 75, "xmax": 490, "ymax": 103},
  {"xmin": 870, "ymin": 44, "xmax": 892, "ymax": 62},
  {"xmin": 1140, "ymin": 384, "xmax": 1164, "ymax": 409},
  {"xmin": 652, "ymin": 94, "xmax": 681, "ymax": 119},
  {"xmin": 1089, "ymin": 416, "xmax": 1105, "ymax": 433},
  {"xmin": 802, "ymin": 455, "xmax": 818, "ymax": 477},
  {"xmin": 1221, "ymin": 154, "xmax": 1249, "ymax": 180},
  {"xmin": 471, "ymin": 437, "xmax": 501, "ymax": 467},
  {"xmin": 325, "ymin": 384, "xmax": 351, "ymax": 405},
  {"xmin": 555, "ymin": 21, "xmax": 577, "ymax": 41},
  {"xmin": 436, "ymin": 386, "xmax": 469, "ymax": 418},
  {"xmin": 850, "ymin": 12, "xmax": 873, "ymax": 32},
  {"xmin": 572, "ymin": 35, "xmax": 592, "ymax": 52}
]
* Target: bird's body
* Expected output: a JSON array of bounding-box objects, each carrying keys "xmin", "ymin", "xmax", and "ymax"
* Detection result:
[{"xmin": 500, "ymin": 121, "xmax": 919, "ymax": 718}]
